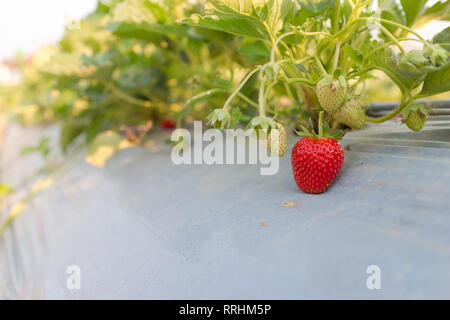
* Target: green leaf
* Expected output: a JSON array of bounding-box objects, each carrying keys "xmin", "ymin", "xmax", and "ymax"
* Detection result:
[
  {"xmin": 370, "ymin": 47, "xmax": 428, "ymax": 92},
  {"xmin": 238, "ymin": 40, "xmax": 270, "ymax": 62},
  {"xmin": 420, "ymin": 63, "xmax": 450, "ymax": 95},
  {"xmin": 420, "ymin": 27, "xmax": 450, "ymax": 95},
  {"xmin": 218, "ymin": 0, "xmax": 255, "ymax": 13},
  {"xmin": 378, "ymin": 0, "xmax": 407, "ymax": 33},
  {"xmin": 142, "ymin": 1, "xmax": 170, "ymax": 23},
  {"xmin": 230, "ymin": 107, "xmax": 250, "ymax": 127},
  {"xmin": 60, "ymin": 122, "xmax": 85, "ymax": 151},
  {"xmin": 185, "ymin": 15, "xmax": 268, "ymax": 40},
  {"xmin": 343, "ymin": 46, "xmax": 363, "ymax": 65},
  {"xmin": 400, "ymin": 0, "xmax": 428, "ymax": 27},
  {"xmin": 183, "ymin": 1, "xmax": 270, "ymax": 40},
  {"xmin": 108, "ymin": 21, "xmax": 184, "ymax": 41},
  {"xmin": 432, "ymin": 26, "xmax": 450, "ymax": 51},
  {"xmin": 291, "ymin": 7, "xmax": 316, "ymax": 26},
  {"xmin": 256, "ymin": 0, "xmax": 294, "ymax": 35},
  {"xmin": 298, "ymin": 0, "xmax": 334, "ymax": 13},
  {"xmin": 423, "ymin": 0, "xmax": 450, "ymax": 21}
]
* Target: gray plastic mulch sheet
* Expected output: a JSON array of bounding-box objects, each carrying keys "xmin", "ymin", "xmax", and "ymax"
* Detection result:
[{"xmin": 1, "ymin": 114, "xmax": 450, "ymax": 299}]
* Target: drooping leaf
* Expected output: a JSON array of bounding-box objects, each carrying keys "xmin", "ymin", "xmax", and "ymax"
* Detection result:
[
  {"xmin": 423, "ymin": 0, "xmax": 450, "ymax": 21},
  {"xmin": 184, "ymin": 1, "xmax": 270, "ymax": 40},
  {"xmin": 379, "ymin": 0, "xmax": 407, "ymax": 34},
  {"xmin": 400, "ymin": 0, "xmax": 428, "ymax": 27},
  {"xmin": 370, "ymin": 47, "xmax": 429, "ymax": 92},
  {"xmin": 108, "ymin": 21, "xmax": 184, "ymax": 41},
  {"xmin": 420, "ymin": 27, "xmax": 450, "ymax": 95},
  {"xmin": 432, "ymin": 26, "xmax": 450, "ymax": 51},
  {"xmin": 420, "ymin": 63, "xmax": 450, "ymax": 95}
]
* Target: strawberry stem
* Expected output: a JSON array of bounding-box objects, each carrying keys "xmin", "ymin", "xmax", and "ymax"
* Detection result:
[
  {"xmin": 258, "ymin": 75, "xmax": 267, "ymax": 117},
  {"xmin": 223, "ymin": 67, "xmax": 261, "ymax": 111},
  {"xmin": 330, "ymin": 41, "xmax": 341, "ymax": 74},
  {"xmin": 314, "ymin": 56, "xmax": 327, "ymax": 75},
  {"xmin": 332, "ymin": 0, "xmax": 341, "ymax": 34},
  {"xmin": 318, "ymin": 111, "xmax": 324, "ymax": 137}
]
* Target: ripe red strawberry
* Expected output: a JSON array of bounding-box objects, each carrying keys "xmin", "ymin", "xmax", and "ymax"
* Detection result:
[{"xmin": 291, "ymin": 136, "xmax": 344, "ymax": 194}]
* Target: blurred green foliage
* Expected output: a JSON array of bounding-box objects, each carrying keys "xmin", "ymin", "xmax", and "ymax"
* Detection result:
[
  {"xmin": 0, "ymin": 0, "xmax": 265, "ymax": 153},
  {"xmin": 0, "ymin": 0, "xmax": 449, "ymax": 156}
]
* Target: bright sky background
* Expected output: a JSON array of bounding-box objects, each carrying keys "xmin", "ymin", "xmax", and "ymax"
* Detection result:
[
  {"xmin": 0, "ymin": 0, "xmax": 97, "ymax": 60},
  {"xmin": 0, "ymin": 0, "xmax": 447, "ymax": 84},
  {"xmin": 0, "ymin": 0, "xmax": 448, "ymax": 61}
]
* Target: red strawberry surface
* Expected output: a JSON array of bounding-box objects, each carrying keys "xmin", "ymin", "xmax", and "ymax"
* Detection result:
[
  {"xmin": 161, "ymin": 118, "xmax": 176, "ymax": 129},
  {"xmin": 291, "ymin": 136, "xmax": 344, "ymax": 194}
]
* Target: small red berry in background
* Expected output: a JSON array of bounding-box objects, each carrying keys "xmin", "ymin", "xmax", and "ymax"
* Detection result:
[{"xmin": 161, "ymin": 118, "xmax": 176, "ymax": 130}]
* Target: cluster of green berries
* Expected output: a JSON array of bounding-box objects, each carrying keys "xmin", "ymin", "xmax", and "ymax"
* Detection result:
[{"xmin": 316, "ymin": 75, "xmax": 365, "ymax": 129}]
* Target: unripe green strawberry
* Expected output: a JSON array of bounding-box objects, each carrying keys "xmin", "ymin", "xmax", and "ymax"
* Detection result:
[
  {"xmin": 399, "ymin": 50, "xmax": 428, "ymax": 73},
  {"xmin": 333, "ymin": 99, "xmax": 365, "ymax": 129},
  {"xmin": 402, "ymin": 103, "xmax": 428, "ymax": 131},
  {"xmin": 266, "ymin": 123, "xmax": 287, "ymax": 157},
  {"xmin": 424, "ymin": 44, "xmax": 449, "ymax": 67},
  {"xmin": 316, "ymin": 75, "xmax": 347, "ymax": 113},
  {"xmin": 405, "ymin": 110, "xmax": 426, "ymax": 131}
]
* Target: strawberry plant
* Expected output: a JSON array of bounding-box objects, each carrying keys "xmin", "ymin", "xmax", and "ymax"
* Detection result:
[
  {"xmin": 184, "ymin": 0, "xmax": 450, "ymax": 192},
  {"xmin": 186, "ymin": 0, "xmax": 450, "ymax": 133},
  {"xmin": 0, "ymin": 0, "xmax": 449, "ymax": 192},
  {"xmin": 1, "ymin": 0, "xmax": 260, "ymax": 154}
]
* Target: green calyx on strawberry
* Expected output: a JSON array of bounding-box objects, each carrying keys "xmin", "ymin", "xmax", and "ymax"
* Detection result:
[
  {"xmin": 401, "ymin": 103, "xmax": 429, "ymax": 131},
  {"xmin": 248, "ymin": 116, "xmax": 287, "ymax": 157},
  {"xmin": 332, "ymin": 98, "xmax": 366, "ymax": 130},
  {"xmin": 316, "ymin": 74, "xmax": 348, "ymax": 113},
  {"xmin": 208, "ymin": 108, "xmax": 231, "ymax": 129},
  {"xmin": 399, "ymin": 50, "xmax": 428, "ymax": 73},
  {"xmin": 297, "ymin": 119, "xmax": 345, "ymax": 141},
  {"xmin": 291, "ymin": 111, "xmax": 345, "ymax": 194},
  {"xmin": 424, "ymin": 44, "xmax": 449, "ymax": 67},
  {"xmin": 247, "ymin": 116, "xmax": 278, "ymax": 133},
  {"xmin": 399, "ymin": 45, "xmax": 449, "ymax": 73}
]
